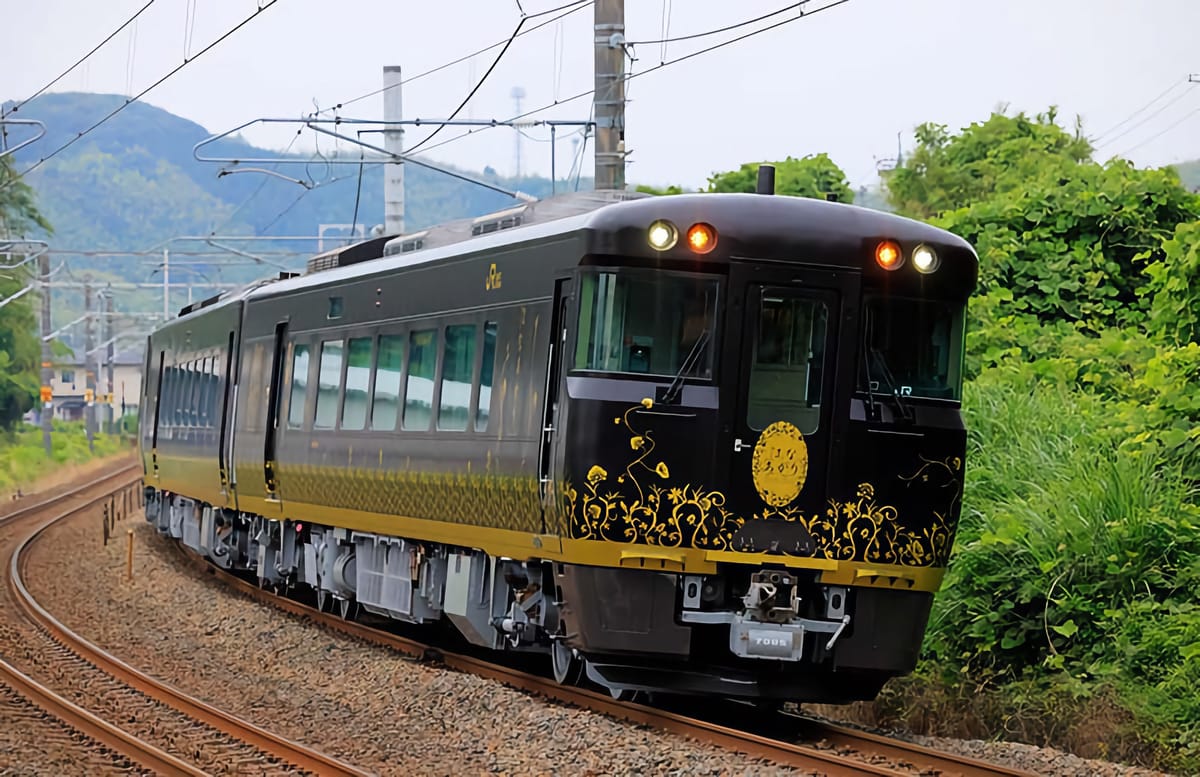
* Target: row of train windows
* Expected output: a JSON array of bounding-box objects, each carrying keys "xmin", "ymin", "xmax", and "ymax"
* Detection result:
[
  {"xmin": 287, "ymin": 322, "xmax": 498, "ymax": 433},
  {"xmin": 158, "ymin": 356, "xmax": 222, "ymax": 429}
]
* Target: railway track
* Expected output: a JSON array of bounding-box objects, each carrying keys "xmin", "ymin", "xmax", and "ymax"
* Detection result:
[
  {"xmin": 1, "ymin": 461, "xmax": 368, "ymax": 776},
  {"xmin": 181, "ymin": 545, "xmax": 1034, "ymax": 776}
]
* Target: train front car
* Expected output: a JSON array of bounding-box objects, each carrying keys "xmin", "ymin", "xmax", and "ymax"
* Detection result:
[{"xmin": 554, "ymin": 193, "xmax": 978, "ymax": 701}]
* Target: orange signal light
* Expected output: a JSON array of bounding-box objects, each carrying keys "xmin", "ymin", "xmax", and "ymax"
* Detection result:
[
  {"xmin": 686, "ymin": 223, "xmax": 717, "ymax": 254},
  {"xmin": 875, "ymin": 240, "xmax": 903, "ymax": 271}
]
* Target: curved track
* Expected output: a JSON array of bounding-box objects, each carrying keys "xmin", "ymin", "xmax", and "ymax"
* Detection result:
[
  {"xmin": 2, "ymin": 462, "xmax": 369, "ymax": 776},
  {"xmin": 184, "ymin": 547, "xmax": 1035, "ymax": 776}
]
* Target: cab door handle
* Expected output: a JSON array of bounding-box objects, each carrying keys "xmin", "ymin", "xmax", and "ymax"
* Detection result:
[{"xmin": 733, "ymin": 438, "xmax": 748, "ymax": 453}]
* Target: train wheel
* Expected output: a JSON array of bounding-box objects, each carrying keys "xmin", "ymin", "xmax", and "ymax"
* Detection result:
[
  {"xmin": 337, "ymin": 597, "xmax": 358, "ymax": 621},
  {"xmin": 316, "ymin": 589, "xmax": 329, "ymax": 612},
  {"xmin": 550, "ymin": 639, "xmax": 582, "ymax": 685}
]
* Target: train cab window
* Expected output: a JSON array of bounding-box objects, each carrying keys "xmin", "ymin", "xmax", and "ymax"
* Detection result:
[
  {"xmin": 342, "ymin": 337, "xmax": 372, "ymax": 431},
  {"xmin": 371, "ymin": 335, "xmax": 405, "ymax": 431},
  {"xmin": 747, "ymin": 295, "xmax": 828, "ymax": 434},
  {"xmin": 574, "ymin": 271, "xmax": 718, "ymax": 378},
  {"xmin": 287, "ymin": 344, "xmax": 310, "ymax": 429},
  {"xmin": 475, "ymin": 321, "xmax": 498, "ymax": 432},
  {"xmin": 314, "ymin": 340, "xmax": 344, "ymax": 429},
  {"xmin": 859, "ymin": 297, "xmax": 965, "ymax": 401},
  {"xmin": 403, "ymin": 329, "xmax": 438, "ymax": 431},
  {"xmin": 438, "ymin": 325, "xmax": 476, "ymax": 431}
]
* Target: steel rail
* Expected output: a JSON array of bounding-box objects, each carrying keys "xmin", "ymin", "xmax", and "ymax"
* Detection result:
[
  {"xmin": 0, "ymin": 655, "xmax": 205, "ymax": 777},
  {"xmin": 192, "ymin": 557, "xmax": 1030, "ymax": 776},
  {"xmin": 9, "ymin": 469, "xmax": 371, "ymax": 777},
  {"xmin": 0, "ymin": 459, "xmax": 140, "ymax": 526}
]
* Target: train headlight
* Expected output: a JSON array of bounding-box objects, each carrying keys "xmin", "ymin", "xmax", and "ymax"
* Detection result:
[
  {"xmin": 875, "ymin": 240, "xmax": 903, "ymax": 271},
  {"xmin": 686, "ymin": 223, "xmax": 717, "ymax": 254},
  {"xmin": 648, "ymin": 220, "xmax": 679, "ymax": 251},
  {"xmin": 912, "ymin": 244, "xmax": 940, "ymax": 273}
]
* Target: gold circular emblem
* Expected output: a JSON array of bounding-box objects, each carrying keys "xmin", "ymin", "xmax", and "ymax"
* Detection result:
[{"xmin": 751, "ymin": 421, "xmax": 809, "ymax": 507}]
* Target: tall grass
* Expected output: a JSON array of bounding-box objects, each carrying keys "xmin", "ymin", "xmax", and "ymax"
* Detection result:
[
  {"xmin": 0, "ymin": 422, "xmax": 124, "ymax": 493},
  {"xmin": 916, "ymin": 369, "xmax": 1200, "ymax": 770}
]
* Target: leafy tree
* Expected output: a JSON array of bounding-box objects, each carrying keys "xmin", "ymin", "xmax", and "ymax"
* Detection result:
[
  {"xmin": 635, "ymin": 184, "xmax": 685, "ymax": 196},
  {"xmin": 0, "ymin": 155, "xmax": 51, "ymax": 429},
  {"xmin": 939, "ymin": 159, "xmax": 1200, "ymax": 331},
  {"xmin": 706, "ymin": 154, "xmax": 853, "ymax": 203},
  {"xmin": 885, "ymin": 109, "xmax": 1092, "ymax": 219}
]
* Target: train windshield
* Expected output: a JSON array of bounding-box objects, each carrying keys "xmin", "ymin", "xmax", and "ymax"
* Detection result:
[
  {"xmin": 574, "ymin": 270, "xmax": 719, "ymax": 378},
  {"xmin": 859, "ymin": 297, "xmax": 965, "ymax": 401}
]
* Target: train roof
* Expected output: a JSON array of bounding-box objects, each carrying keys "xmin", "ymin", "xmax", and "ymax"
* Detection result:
[{"xmin": 233, "ymin": 191, "xmax": 977, "ymax": 304}]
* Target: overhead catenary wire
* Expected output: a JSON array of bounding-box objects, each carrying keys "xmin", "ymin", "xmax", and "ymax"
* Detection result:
[
  {"xmin": 407, "ymin": 0, "xmax": 850, "ymax": 160},
  {"xmin": 7, "ymin": 0, "xmax": 284, "ymax": 185},
  {"xmin": 629, "ymin": 1, "xmax": 809, "ymax": 46},
  {"xmin": 1, "ymin": 0, "xmax": 156, "ymax": 119},
  {"xmin": 313, "ymin": 0, "xmax": 592, "ymax": 117}
]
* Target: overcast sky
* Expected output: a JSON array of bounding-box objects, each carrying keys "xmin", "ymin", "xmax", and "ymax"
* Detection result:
[{"xmin": 3, "ymin": 0, "xmax": 1198, "ymax": 189}]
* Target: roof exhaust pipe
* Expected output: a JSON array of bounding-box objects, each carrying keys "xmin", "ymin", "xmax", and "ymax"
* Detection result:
[{"xmin": 756, "ymin": 164, "xmax": 775, "ymax": 195}]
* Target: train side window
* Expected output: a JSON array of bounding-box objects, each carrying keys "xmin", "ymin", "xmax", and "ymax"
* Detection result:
[
  {"xmin": 287, "ymin": 344, "xmax": 310, "ymax": 429},
  {"xmin": 314, "ymin": 340, "xmax": 344, "ymax": 429},
  {"xmin": 438, "ymin": 324, "xmax": 476, "ymax": 431},
  {"xmin": 371, "ymin": 334, "xmax": 405, "ymax": 431},
  {"xmin": 183, "ymin": 361, "xmax": 196, "ymax": 428},
  {"xmin": 475, "ymin": 322, "xmax": 498, "ymax": 432},
  {"xmin": 747, "ymin": 296, "xmax": 829, "ymax": 434},
  {"xmin": 342, "ymin": 337, "xmax": 372, "ymax": 431},
  {"xmin": 198, "ymin": 358, "xmax": 208, "ymax": 428},
  {"xmin": 403, "ymin": 329, "xmax": 438, "ymax": 431}
]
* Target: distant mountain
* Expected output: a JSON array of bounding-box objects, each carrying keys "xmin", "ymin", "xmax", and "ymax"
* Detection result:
[
  {"xmin": 4, "ymin": 93, "xmax": 592, "ymax": 287},
  {"xmin": 1174, "ymin": 159, "xmax": 1200, "ymax": 192}
]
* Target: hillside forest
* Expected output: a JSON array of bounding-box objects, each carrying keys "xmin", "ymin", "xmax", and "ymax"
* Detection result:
[{"xmin": 1, "ymin": 94, "xmax": 1199, "ymax": 771}]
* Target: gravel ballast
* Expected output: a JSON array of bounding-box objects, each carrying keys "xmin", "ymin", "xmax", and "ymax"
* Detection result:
[{"xmin": 24, "ymin": 498, "xmax": 1180, "ymax": 777}]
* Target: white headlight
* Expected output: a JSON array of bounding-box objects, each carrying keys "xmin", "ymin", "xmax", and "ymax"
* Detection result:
[
  {"xmin": 647, "ymin": 220, "xmax": 679, "ymax": 251},
  {"xmin": 913, "ymin": 244, "xmax": 939, "ymax": 273}
]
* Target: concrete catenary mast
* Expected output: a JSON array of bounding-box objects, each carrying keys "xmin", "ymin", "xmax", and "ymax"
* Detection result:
[{"xmin": 383, "ymin": 65, "xmax": 405, "ymax": 235}]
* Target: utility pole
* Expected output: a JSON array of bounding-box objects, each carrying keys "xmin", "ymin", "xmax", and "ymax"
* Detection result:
[
  {"xmin": 383, "ymin": 65, "xmax": 405, "ymax": 235},
  {"xmin": 38, "ymin": 253, "xmax": 52, "ymax": 456},
  {"xmin": 593, "ymin": 0, "xmax": 626, "ymax": 191},
  {"xmin": 84, "ymin": 278, "xmax": 94, "ymax": 453},
  {"xmin": 104, "ymin": 288, "xmax": 114, "ymax": 434}
]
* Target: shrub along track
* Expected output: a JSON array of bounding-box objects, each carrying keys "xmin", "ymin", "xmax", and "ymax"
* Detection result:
[
  {"xmin": 1, "ymin": 462, "xmax": 368, "ymax": 776},
  {"xmin": 180, "ymin": 541, "xmax": 1035, "ymax": 776}
]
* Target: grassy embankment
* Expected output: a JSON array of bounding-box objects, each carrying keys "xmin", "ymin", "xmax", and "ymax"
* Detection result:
[{"xmin": 0, "ymin": 421, "xmax": 128, "ymax": 495}]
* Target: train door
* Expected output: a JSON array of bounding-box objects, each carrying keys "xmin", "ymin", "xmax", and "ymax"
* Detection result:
[
  {"xmin": 539, "ymin": 278, "xmax": 572, "ymax": 535},
  {"xmin": 263, "ymin": 321, "xmax": 288, "ymax": 503},
  {"xmin": 723, "ymin": 262, "xmax": 853, "ymax": 549},
  {"xmin": 218, "ymin": 329, "xmax": 238, "ymax": 507}
]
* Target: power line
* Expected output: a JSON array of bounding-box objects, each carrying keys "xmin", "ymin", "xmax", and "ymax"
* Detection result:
[
  {"xmin": 1117, "ymin": 97, "xmax": 1200, "ymax": 158},
  {"xmin": 1094, "ymin": 81, "xmax": 1197, "ymax": 150},
  {"xmin": 406, "ymin": 18, "xmax": 527, "ymax": 154},
  {"xmin": 314, "ymin": 0, "xmax": 592, "ymax": 117},
  {"xmin": 8, "ymin": 0, "xmax": 284, "ymax": 184},
  {"xmin": 1089, "ymin": 77, "xmax": 1186, "ymax": 143},
  {"xmin": 409, "ymin": 0, "xmax": 850, "ymax": 160},
  {"xmin": 1, "ymin": 0, "xmax": 156, "ymax": 119},
  {"xmin": 406, "ymin": 0, "xmax": 592, "ymax": 155}
]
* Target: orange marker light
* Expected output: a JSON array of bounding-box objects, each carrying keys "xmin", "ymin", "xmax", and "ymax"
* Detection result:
[
  {"xmin": 686, "ymin": 223, "xmax": 717, "ymax": 254},
  {"xmin": 875, "ymin": 240, "xmax": 903, "ymax": 271}
]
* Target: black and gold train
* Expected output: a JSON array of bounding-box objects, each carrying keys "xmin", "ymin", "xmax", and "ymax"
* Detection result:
[{"xmin": 140, "ymin": 180, "xmax": 977, "ymax": 702}]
